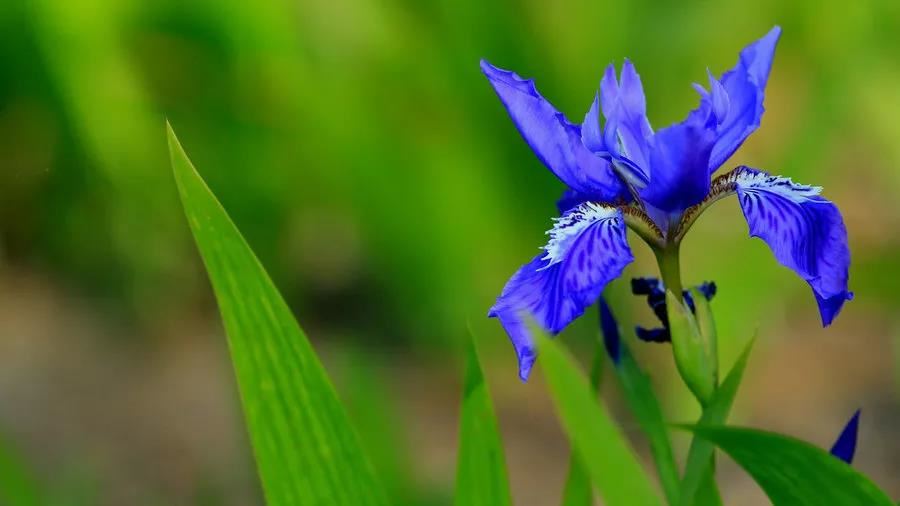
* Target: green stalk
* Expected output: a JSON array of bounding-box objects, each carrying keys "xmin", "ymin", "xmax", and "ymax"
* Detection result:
[
  {"xmin": 654, "ymin": 243, "xmax": 684, "ymax": 301},
  {"xmin": 654, "ymin": 242, "xmax": 715, "ymax": 407}
]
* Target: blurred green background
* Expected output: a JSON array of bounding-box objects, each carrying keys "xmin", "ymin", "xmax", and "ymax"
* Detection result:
[{"xmin": 1, "ymin": 0, "xmax": 899, "ymax": 504}]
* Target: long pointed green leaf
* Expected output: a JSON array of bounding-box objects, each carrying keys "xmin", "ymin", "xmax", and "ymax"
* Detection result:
[
  {"xmin": 560, "ymin": 335, "xmax": 604, "ymax": 506},
  {"xmin": 613, "ymin": 338, "xmax": 680, "ymax": 505},
  {"xmin": 686, "ymin": 425, "xmax": 894, "ymax": 506},
  {"xmin": 454, "ymin": 336, "xmax": 512, "ymax": 506},
  {"xmin": 560, "ymin": 457, "xmax": 592, "ymax": 506},
  {"xmin": 678, "ymin": 337, "xmax": 755, "ymax": 506},
  {"xmin": 693, "ymin": 469, "xmax": 723, "ymax": 506},
  {"xmin": 167, "ymin": 123, "xmax": 387, "ymax": 506},
  {"xmin": 539, "ymin": 336, "xmax": 661, "ymax": 506},
  {"xmin": 0, "ymin": 434, "xmax": 40, "ymax": 506}
]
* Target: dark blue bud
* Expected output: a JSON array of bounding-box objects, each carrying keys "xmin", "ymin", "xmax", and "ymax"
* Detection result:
[
  {"xmin": 631, "ymin": 277, "xmax": 663, "ymax": 296},
  {"xmin": 829, "ymin": 409, "xmax": 860, "ymax": 464},
  {"xmin": 683, "ymin": 290, "xmax": 696, "ymax": 313},
  {"xmin": 630, "ymin": 278, "xmax": 718, "ymax": 347},
  {"xmin": 697, "ymin": 281, "xmax": 717, "ymax": 300},
  {"xmin": 635, "ymin": 326, "xmax": 670, "ymax": 343},
  {"xmin": 598, "ymin": 298, "xmax": 621, "ymax": 363}
]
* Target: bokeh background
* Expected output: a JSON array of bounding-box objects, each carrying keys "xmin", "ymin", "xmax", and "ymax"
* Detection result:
[{"xmin": 1, "ymin": 0, "xmax": 899, "ymax": 504}]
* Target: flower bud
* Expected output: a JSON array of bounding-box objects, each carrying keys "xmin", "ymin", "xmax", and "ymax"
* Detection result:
[
  {"xmin": 665, "ymin": 290, "xmax": 716, "ymax": 406},
  {"xmin": 689, "ymin": 286, "xmax": 719, "ymax": 385}
]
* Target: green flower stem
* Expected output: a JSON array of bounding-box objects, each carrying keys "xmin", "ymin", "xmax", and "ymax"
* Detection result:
[
  {"xmin": 655, "ymin": 242, "xmax": 716, "ymax": 407},
  {"xmin": 654, "ymin": 244, "xmax": 684, "ymax": 301}
]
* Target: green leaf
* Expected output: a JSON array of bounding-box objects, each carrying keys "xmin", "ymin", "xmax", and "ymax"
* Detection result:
[
  {"xmin": 167, "ymin": 123, "xmax": 388, "ymax": 506},
  {"xmin": 693, "ymin": 469, "xmax": 722, "ymax": 506},
  {"xmin": 560, "ymin": 458, "xmax": 592, "ymax": 506},
  {"xmin": 678, "ymin": 337, "xmax": 755, "ymax": 506},
  {"xmin": 560, "ymin": 335, "xmax": 604, "ymax": 506},
  {"xmin": 538, "ymin": 335, "xmax": 661, "ymax": 506},
  {"xmin": 686, "ymin": 425, "xmax": 894, "ymax": 506},
  {"xmin": 340, "ymin": 350, "xmax": 418, "ymax": 504},
  {"xmin": 613, "ymin": 339, "xmax": 681, "ymax": 506},
  {"xmin": 0, "ymin": 433, "xmax": 40, "ymax": 506},
  {"xmin": 454, "ymin": 335, "xmax": 512, "ymax": 506}
]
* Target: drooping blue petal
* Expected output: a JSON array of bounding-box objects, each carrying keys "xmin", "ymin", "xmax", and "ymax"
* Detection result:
[
  {"xmin": 488, "ymin": 203, "xmax": 634, "ymax": 380},
  {"xmin": 707, "ymin": 26, "xmax": 781, "ymax": 171},
  {"xmin": 829, "ymin": 409, "xmax": 861, "ymax": 464},
  {"xmin": 638, "ymin": 117, "xmax": 717, "ymax": 214},
  {"xmin": 481, "ymin": 60, "xmax": 626, "ymax": 200},
  {"xmin": 733, "ymin": 167, "xmax": 853, "ymax": 325}
]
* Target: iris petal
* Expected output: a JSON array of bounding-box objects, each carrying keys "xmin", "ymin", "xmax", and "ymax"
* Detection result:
[
  {"xmin": 639, "ymin": 118, "xmax": 717, "ymax": 214},
  {"xmin": 733, "ymin": 167, "xmax": 852, "ymax": 325},
  {"xmin": 582, "ymin": 93, "xmax": 604, "ymax": 153},
  {"xmin": 481, "ymin": 60, "xmax": 626, "ymax": 200},
  {"xmin": 829, "ymin": 409, "xmax": 861, "ymax": 464},
  {"xmin": 598, "ymin": 61, "xmax": 653, "ymax": 187},
  {"xmin": 707, "ymin": 26, "xmax": 781, "ymax": 171},
  {"xmin": 488, "ymin": 203, "xmax": 634, "ymax": 380}
]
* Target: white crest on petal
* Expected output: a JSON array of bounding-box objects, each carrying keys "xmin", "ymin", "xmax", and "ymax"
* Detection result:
[
  {"xmin": 539, "ymin": 202, "xmax": 619, "ymax": 269},
  {"xmin": 734, "ymin": 171, "xmax": 822, "ymax": 201}
]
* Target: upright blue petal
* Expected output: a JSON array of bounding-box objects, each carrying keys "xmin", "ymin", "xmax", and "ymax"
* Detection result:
[
  {"xmin": 481, "ymin": 60, "xmax": 627, "ymax": 200},
  {"xmin": 638, "ymin": 117, "xmax": 717, "ymax": 214},
  {"xmin": 829, "ymin": 409, "xmax": 861, "ymax": 464},
  {"xmin": 733, "ymin": 167, "xmax": 853, "ymax": 325},
  {"xmin": 581, "ymin": 92, "xmax": 604, "ymax": 153},
  {"xmin": 596, "ymin": 61, "xmax": 654, "ymax": 188},
  {"xmin": 707, "ymin": 27, "xmax": 781, "ymax": 171},
  {"xmin": 488, "ymin": 203, "xmax": 634, "ymax": 380}
]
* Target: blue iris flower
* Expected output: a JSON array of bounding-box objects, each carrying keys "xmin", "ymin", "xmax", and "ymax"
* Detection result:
[{"xmin": 483, "ymin": 27, "xmax": 853, "ymax": 381}]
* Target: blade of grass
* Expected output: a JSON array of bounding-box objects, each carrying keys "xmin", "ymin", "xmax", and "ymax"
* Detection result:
[
  {"xmin": 539, "ymin": 334, "xmax": 661, "ymax": 506},
  {"xmin": 454, "ymin": 331, "xmax": 513, "ymax": 506},
  {"xmin": 599, "ymin": 301, "xmax": 679, "ymax": 506},
  {"xmin": 678, "ymin": 337, "xmax": 755, "ymax": 506},
  {"xmin": 693, "ymin": 470, "xmax": 723, "ymax": 506},
  {"xmin": 167, "ymin": 123, "xmax": 388, "ymax": 506},
  {"xmin": 0, "ymin": 433, "xmax": 40, "ymax": 506},
  {"xmin": 685, "ymin": 425, "xmax": 894, "ymax": 505},
  {"xmin": 560, "ymin": 331, "xmax": 604, "ymax": 506},
  {"xmin": 340, "ymin": 349, "xmax": 418, "ymax": 504},
  {"xmin": 614, "ymin": 341, "xmax": 681, "ymax": 505}
]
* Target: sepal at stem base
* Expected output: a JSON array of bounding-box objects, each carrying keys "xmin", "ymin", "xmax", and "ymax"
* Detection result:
[
  {"xmin": 689, "ymin": 287, "xmax": 719, "ymax": 385},
  {"xmin": 665, "ymin": 290, "xmax": 716, "ymax": 406}
]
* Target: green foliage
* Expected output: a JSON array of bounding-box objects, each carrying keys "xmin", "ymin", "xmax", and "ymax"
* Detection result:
[
  {"xmin": 560, "ymin": 333, "xmax": 604, "ymax": 506},
  {"xmin": 454, "ymin": 336, "xmax": 512, "ymax": 506},
  {"xmin": 538, "ymin": 335, "xmax": 661, "ymax": 506},
  {"xmin": 687, "ymin": 425, "xmax": 894, "ymax": 506},
  {"xmin": 678, "ymin": 337, "xmax": 755, "ymax": 506},
  {"xmin": 167, "ymin": 123, "xmax": 387, "ymax": 506},
  {"xmin": 664, "ymin": 290, "xmax": 715, "ymax": 407},
  {"xmin": 339, "ymin": 350, "xmax": 419, "ymax": 504},
  {"xmin": 0, "ymin": 434, "xmax": 40, "ymax": 506},
  {"xmin": 609, "ymin": 337, "xmax": 680, "ymax": 505}
]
